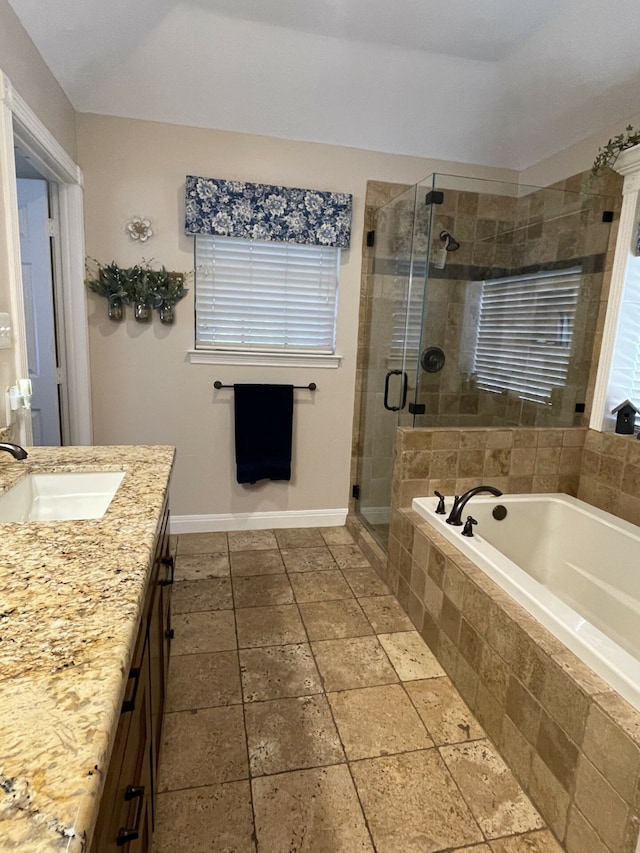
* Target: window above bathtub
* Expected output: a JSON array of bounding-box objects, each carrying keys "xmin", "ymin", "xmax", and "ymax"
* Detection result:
[
  {"xmin": 591, "ymin": 145, "xmax": 640, "ymax": 431},
  {"xmin": 472, "ymin": 268, "xmax": 581, "ymax": 404}
]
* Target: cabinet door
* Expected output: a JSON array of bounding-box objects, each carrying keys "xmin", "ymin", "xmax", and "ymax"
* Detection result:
[
  {"xmin": 149, "ymin": 506, "xmax": 172, "ymax": 822},
  {"xmin": 92, "ymin": 604, "xmax": 149, "ymax": 853},
  {"xmin": 102, "ymin": 637, "xmax": 153, "ymax": 853}
]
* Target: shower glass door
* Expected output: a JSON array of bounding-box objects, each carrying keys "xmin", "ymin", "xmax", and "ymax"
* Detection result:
[
  {"xmin": 355, "ymin": 182, "xmax": 433, "ymax": 547},
  {"xmin": 354, "ymin": 170, "xmax": 614, "ymax": 553}
]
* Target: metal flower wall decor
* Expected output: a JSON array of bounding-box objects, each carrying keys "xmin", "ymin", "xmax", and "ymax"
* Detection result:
[{"xmin": 126, "ymin": 216, "xmax": 154, "ymax": 242}]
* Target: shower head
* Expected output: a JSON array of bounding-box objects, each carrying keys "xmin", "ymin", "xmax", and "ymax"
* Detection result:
[{"xmin": 440, "ymin": 230, "xmax": 460, "ymax": 252}]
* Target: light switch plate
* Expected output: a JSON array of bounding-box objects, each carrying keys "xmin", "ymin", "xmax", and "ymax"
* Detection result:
[{"xmin": 0, "ymin": 313, "xmax": 11, "ymax": 349}]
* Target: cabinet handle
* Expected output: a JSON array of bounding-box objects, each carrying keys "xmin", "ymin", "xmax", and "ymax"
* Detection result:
[
  {"xmin": 121, "ymin": 667, "xmax": 141, "ymax": 714},
  {"xmin": 160, "ymin": 555, "xmax": 174, "ymax": 586},
  {"xmin": 165, "ymin": 628, "xmax": 175, "ymax": 640},
  {"xmin": 116, "ymin": 785, "xmax": 145, "ymax": 846}
]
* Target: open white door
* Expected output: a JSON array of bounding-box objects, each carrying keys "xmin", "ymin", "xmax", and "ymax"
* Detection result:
[
  {"xmin": 17, "ymin": 177, "xmax": 62, "ymax": 446},
  {"xmin": 0, "ymin": 70, "xmax": 92, "ymax": 446}
]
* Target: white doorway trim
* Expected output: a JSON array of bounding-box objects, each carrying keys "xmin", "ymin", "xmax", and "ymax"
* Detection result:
[{"xmin": 0, "ymin": 70, "xmax": 92, "ymax": 445}]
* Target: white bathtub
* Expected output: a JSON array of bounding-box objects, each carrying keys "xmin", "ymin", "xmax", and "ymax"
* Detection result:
[{"xmin": 412, "ymin": 493, "xmax": 640, "ymax": 711}]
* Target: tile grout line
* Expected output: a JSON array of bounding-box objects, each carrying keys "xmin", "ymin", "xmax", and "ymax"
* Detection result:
[
  {"xmin": 171, "ymin": 530, "xmax": 556, "ymax": 852},
  {"xmin": 226, "ymin": 543, "xmax": 259, "ymax": 853}
]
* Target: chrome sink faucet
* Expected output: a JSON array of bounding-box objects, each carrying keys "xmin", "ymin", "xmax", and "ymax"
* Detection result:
[
  {"xmin": 446, "ymin": 484, "xmax": 502, "ymax": 526},
  {"xmin": 0, "ymin": 442, "xmax": 28, "ymax": 460}
]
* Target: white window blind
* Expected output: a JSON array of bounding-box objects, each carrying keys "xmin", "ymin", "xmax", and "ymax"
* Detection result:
[
  {"xmin": 390, "ymin": 278, "xmax": 423, "ymax": 360},
  {"xmin": 473, "ymin": 269, "xmax": 581, "ymax": 404},
  {"xmin": 195, "ymin": 235, "xmax": 339, "ymax": 352},
  {"xmin": 608, "ymin": 252, "xmax": 640, "ymax": 419}
]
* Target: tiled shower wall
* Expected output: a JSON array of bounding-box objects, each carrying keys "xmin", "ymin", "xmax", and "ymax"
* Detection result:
[{"xmin": 400, "ymin": 178, "xmax": 618, "ymax": 430}]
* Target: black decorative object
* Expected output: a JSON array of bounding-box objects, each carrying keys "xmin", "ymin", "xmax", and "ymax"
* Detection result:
[
  {"xmin": 425, "ymin": 190, "xmax": 444, "ymax": 206},
  {"xmin": 462, "ymin": 516, "xmax": 477, "ymax": 537},
  {"xmin": 421, "ymin": 346, "xmax": 446, "ymax": 373},
  {"xmin": 611, "ymin": 399, "xmax": 639, "ymax": 434}
]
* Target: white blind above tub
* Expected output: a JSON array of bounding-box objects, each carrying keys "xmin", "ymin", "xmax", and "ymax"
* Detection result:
[{"xmin": 473, "ymin": 268, "xmax": 581, "ymax": 404}]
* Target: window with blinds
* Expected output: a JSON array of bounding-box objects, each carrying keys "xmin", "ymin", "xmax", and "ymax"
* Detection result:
[
  {"xmin": 390, "ymin": 279, "xmax": 423, "ymax": 361},
  {"xmin": 607, "ymin": 253, "xmax": 640, "ymax": 419},
  {"xmin": 473, "ymin": 269, "xmax": 581, "ymax": 404},
  {"xmin": 194, "ymin": 235, "xmax": 339, "ymax": 352}
]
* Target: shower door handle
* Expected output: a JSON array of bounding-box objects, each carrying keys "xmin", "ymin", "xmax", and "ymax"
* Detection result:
[{"xmin": 384, "ymin": 370, "xmax": 408, "ymax": 411}]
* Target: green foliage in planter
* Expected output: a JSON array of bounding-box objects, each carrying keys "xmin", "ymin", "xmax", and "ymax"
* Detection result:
[
  {"xmin": 129, "ymin": 264, "xmax": 163, "ymax": 307},
  {"xmin": 153, "ymin": 267, "xmax": 189, "ymax": 307},
  {"xmin": 591, "ymin": 125, "xmax": 640, "ymax": 178},
  {"xmin": 85, "ymin": 259, "xmax": 190, "ymax": 308},
  {"xmin": 85, "ymin": 260, "xmax": 133, "ymax": 303}
]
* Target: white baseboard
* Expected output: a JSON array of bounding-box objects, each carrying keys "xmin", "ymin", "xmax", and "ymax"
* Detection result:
[{"xmin": 170, "ymin": 508, "xmax": 349, "ymax": 534}]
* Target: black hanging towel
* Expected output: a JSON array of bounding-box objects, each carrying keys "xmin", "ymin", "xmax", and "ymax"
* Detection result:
[{"xmin": 234, "ymin": 384, "xmax": 294, "ymax": 484}]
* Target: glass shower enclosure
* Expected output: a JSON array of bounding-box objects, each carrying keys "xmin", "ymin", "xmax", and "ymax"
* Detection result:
[{"xmin": 355, "ymin": 173, "xmax": 614, "ymax": 549}]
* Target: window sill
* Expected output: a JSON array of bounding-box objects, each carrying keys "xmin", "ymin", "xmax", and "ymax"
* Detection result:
[{"xmin": 187, "ymin": 349, "xmax": 342, "ymax": 368}]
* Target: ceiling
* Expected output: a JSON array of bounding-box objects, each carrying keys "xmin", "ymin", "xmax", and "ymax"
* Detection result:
[{"xmin": 8, "ymin": 0, "xmax": 640, "ymax": 170}]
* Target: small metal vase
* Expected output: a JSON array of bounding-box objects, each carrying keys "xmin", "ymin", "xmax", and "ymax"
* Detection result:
[
  {"xmin": 134, "ymin": 300, "xmax": 151, "ymax": 323},
  {"xmin": 107, "ymin": 294, "xmax": 124, "ymax": 322},
  {"xmin": 159, "ymin": 303, "xmax": 175, "ymax": 325}
]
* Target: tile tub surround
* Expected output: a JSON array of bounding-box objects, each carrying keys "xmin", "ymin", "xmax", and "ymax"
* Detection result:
[
  {"xmin": 392, "ymin": 425, "xmax": 640, "ymax": 527},
  {"xmin": 383, "ymin": 504, "xmax": 640, "ymax": 853},
  {"xmin": 154, "ymin": 525, "xmax": 563, "ymax": 853},
  {"xmin": 0, "ymin": 444, "xmax": 175, "ymax": 852},
  {"xmin": 392, "ymin": 425, "xmax": 587, "ymax": 510},
  {"xmin": 578, "ymin": 429, "xmax": 640, "ymax": 526}
]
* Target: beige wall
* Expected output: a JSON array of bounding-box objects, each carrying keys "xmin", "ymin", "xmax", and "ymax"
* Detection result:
[
  {"xmin": 77, "ymin": 113, "xmax": 516, "ymax": 518},
  {"xmin": 0, "ymin": 0, "xmax": 77, "ymax": 159}
]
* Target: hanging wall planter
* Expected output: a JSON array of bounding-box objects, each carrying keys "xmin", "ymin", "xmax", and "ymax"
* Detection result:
[
  {"xmin": 134, "ymin": 301, "xmax": 151, "ymax": 322},
  {"xmin": 158, "ymin": 303, "xmax": 175, "ymax": 325},
  {"xmin": 85, "ymin": 261, "xmax": 132, "ymax": 322},
  {"xmin": 153, "ymin": 270, "xmax": 188, "ymax": 325},
  {"xmin": 85, "ymin": 260, "xmax": 189, "ymax": 326},
  {"xmin": 107, "ymin": 294, "xmax": 125, "ymax": 322}
]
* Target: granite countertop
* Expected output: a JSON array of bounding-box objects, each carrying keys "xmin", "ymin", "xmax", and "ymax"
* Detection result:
[{"xmin": 0, "ymin": 445, "xmax": 175, "ymax": 853}]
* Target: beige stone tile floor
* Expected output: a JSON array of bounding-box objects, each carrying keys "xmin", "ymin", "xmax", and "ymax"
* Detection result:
[{"xmin": 155, "ymin": 527, "xmax": 564, "ymax": 853}]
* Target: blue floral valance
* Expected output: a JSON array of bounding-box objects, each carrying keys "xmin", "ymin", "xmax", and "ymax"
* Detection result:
[{"xmin": 185, "ymin": 175, "xmax": 352, "ymax": 249}]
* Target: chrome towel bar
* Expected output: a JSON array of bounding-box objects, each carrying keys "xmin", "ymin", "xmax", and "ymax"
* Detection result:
[{"xmin": 213, "ymin": 381, "xmax": 317, "ymax": 391}]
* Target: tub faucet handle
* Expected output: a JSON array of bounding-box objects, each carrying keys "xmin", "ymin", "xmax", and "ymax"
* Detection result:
[
  {"xmin": 434, "ymin": 491, "xmax": 446, "ymax": 514},
  {"xmin": 462, "ymin": 516, "xmax": 477, "ymax": 537}
]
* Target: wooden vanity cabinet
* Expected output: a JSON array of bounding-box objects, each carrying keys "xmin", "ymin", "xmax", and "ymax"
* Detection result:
[
  {"xmin": 149, "ymin": 507, "xmax": 173, "ymax": 808},
  {"xmin": 92, "ymin": 502, "xmax": 172, "ymax": 853}
]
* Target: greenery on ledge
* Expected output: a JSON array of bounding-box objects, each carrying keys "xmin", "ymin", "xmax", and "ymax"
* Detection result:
[{"xmin": 591, "ymin": 125, "xmax": 640, "ymax": 179}]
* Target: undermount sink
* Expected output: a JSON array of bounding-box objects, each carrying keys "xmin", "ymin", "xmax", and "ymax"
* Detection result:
[{"xmin": 0, "ymin": 471, "xmax": 125, "ymax": 522}]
